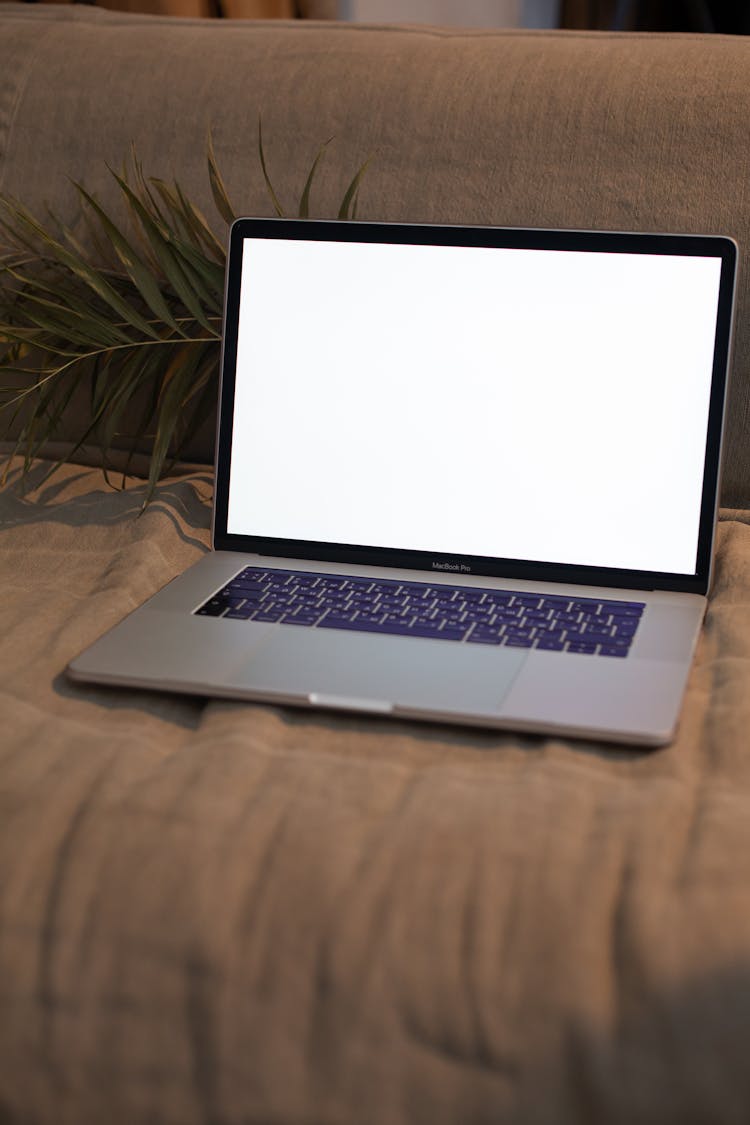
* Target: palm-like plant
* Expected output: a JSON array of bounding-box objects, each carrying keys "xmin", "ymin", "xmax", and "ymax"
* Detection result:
[{"xmin": 0, "ymin": 125, "xmax": 368, "ymax": 504}]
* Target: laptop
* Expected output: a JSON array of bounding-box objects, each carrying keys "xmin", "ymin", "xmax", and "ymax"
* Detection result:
[{"xmin": 67, "ymin": 218, "xmax": 737, "ymax": 747}]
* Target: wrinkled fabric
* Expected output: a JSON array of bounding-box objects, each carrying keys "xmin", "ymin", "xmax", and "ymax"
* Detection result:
[{"xmin": 2, "ymin": 458, "xmax": 750, "ymax": 1124}]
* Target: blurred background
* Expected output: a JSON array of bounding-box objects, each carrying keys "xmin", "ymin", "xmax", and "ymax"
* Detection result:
[{"xmin": 10, "ymin": 0, "xmax": 750, "ymax": 32}]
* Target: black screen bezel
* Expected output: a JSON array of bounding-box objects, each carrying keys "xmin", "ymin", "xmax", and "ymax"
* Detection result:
[{"xmin": 212, "ymin": 218, "xmax": 736, "ymax": 595}]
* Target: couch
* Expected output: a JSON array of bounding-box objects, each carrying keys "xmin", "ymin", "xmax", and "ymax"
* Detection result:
[{"xmin": 2, "ymin": 6, "xmax": 750, "ymax": 1123}]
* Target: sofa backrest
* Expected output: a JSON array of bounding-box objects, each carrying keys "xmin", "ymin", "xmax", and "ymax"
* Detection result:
[{"xmin": 1, "ymin": 5, "xmax": 748, "ymax": 505}]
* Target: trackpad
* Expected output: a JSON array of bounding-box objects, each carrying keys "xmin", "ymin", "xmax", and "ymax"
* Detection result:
[{"xmin": 236, "ymin": 628, "xmax": 527, "ymax": 713}]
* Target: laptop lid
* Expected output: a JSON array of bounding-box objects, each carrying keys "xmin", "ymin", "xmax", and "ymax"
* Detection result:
[{"xmin": 212, "ymin": 219, "xmax": 736, "ymax": 597}]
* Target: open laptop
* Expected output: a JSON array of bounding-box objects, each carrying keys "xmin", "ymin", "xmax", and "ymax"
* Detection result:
[{"xmin": 67, "ymin": 218, "xmax": 737, "ymax": 747}]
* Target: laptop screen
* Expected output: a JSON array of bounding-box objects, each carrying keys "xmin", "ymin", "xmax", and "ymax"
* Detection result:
[{"xmin": 217, "ymin": 222, "xmax": 734, "ymax": 589}]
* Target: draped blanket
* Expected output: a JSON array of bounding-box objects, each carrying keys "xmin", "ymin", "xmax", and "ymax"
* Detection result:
[{"xmin": 2, "ymin": 458, "xmax": 750, "ymax": 1124}]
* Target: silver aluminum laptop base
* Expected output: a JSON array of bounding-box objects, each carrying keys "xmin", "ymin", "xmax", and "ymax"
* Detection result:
[{"xmin": 68, "ymin": 551, "xmax": 705, "ymax": 747}]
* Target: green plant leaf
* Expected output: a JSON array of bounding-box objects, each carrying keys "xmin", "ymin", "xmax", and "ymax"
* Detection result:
[
  {"xmin": 337, "ymin": 156, "xmax": 371, "ymax": 220},
  {"xmin": 74, "ymin": 182, "xmax": 185, "ymax": 337},
  {"xmin": 207, "ymin": 132, "xmax": 237, "ymax": 226},
  {"xmin": 258, "ymin": 117, "xmax": 285, "ymax": 218},
  {"xmin": 174, "ymin": 183, "xmax": 226, "ymax": 260},
  {"xmin": 4, "ymin": 265, "xmax": 133, "ymax": 346},
  {"xmin": 144, "ymin": 341, "xmax": 206, "ymax": 505},
  {"xmin": 298, "ymin": 138, "xmax": 332, "ymax": 218},
  {"xmin": 1, "ymin": 195, "xmax": 161, "ymax": 339},
  {"xmin": 109, "ymin": 171, "xmax": 220, "ymax": 335}
]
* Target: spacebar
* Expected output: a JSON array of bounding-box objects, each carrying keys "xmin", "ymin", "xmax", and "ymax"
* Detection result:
[{"xmin": 317, "ymin": 618, "xmax": 465, "ymax": 640}]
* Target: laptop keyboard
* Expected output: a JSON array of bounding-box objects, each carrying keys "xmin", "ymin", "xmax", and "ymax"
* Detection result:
[{"xmin": 195, "ymin": 567, "xmax": 645, "ymax": 658}]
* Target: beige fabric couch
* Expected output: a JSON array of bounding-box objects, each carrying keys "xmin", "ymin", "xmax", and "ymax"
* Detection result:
[{"xmin": 2, "ymin": 7, "xmax": 750, "ymax": 1124}]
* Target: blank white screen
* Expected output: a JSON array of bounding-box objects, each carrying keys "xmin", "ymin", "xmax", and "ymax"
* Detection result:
[{"xmin": 226, "ymin": 237, "xmax": 721, "ymax": 574}]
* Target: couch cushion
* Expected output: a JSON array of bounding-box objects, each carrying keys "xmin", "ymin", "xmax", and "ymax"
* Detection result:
[{"xmin": 1, "ymin": 6, "xmax": 749, "ymax": 503}]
